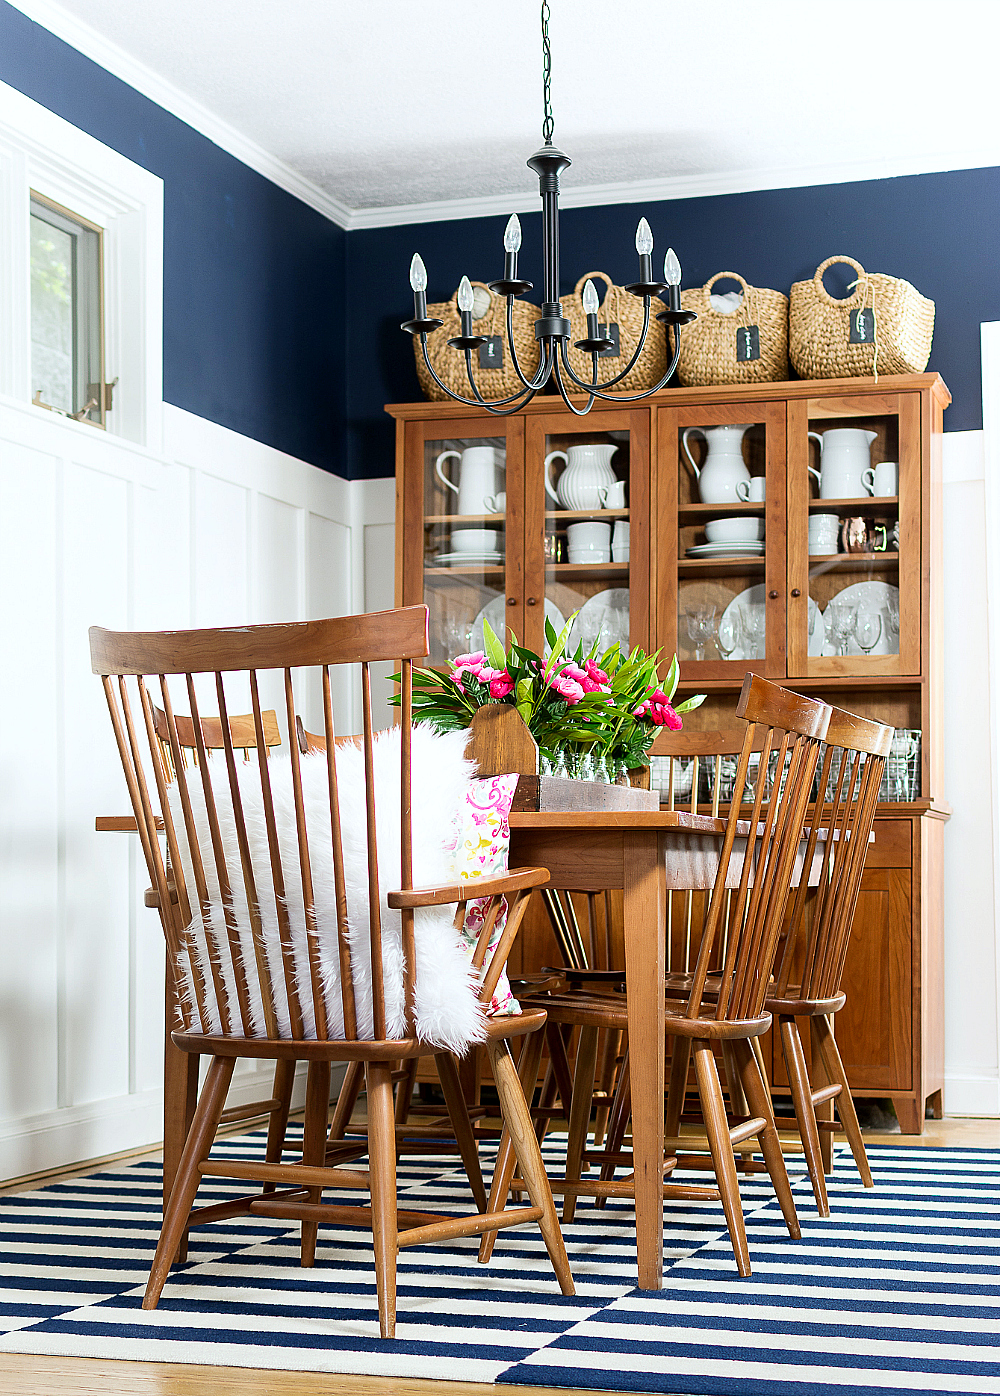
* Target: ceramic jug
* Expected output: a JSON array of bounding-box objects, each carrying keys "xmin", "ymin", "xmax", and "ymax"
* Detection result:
[
  {"xmin": 807, "ymin": 428, "xmax": 877, "ymax": 499},
  {"xmin": 544, "ymin": 443, "xmax": 619, "ymax": 510},
  {"xmin": 681, "ymin": 424, "xmax": 752, "ymax": 503},
  {"xmin": 435, "ymin": 445, "xmax": 506, "ymax": 516}
]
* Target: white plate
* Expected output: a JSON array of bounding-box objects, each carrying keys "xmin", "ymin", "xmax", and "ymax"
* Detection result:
[
  {"xmin": 686, "ymin": 541, "xmax": 765, "ymax": 558},
  {"xmin": 719, "ymin": 584, "xmax": 825, "ymax": 661},
  {"xmin": 569, "ymin": 588, "xmax": 630, "ymax": 657},
  {"xmin": 469, "ymin": 595, "xmax": 566, "ymax": 654},
  {"xmin": 432, "ymin": 551, "xmax": 504, "ymax": 566},
  {"xmin": 821, "ymin": 580, "xmax": 899, "ymax": 656}
]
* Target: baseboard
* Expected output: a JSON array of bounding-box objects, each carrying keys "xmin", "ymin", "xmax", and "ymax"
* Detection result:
[{"xmin": 943, "ymin": 1072, "xmax": 1000, "ymax": 1117}]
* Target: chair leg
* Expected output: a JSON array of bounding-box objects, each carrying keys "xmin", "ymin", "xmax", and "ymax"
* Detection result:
[
  {"xmin": 563, "ymin": 1025, "xmax": 599, "ymax": 1224},
  {"xmin": 812, "ymin": 1014, "xmax": 874, "ymax": 1189},
  {"xmin": 693, "ymin": 1040, "xmax": 751, "ymax": 1277},
  {"xmin": 734, "ymin": 1038, "xmax": 801, "ymax": 1241},
  {"xmin": 592, "ymin": 1028, "xmax": 622, "ymax": 1148},
  {"xmin": 144, "ymin": 1055, "xmax": 235, "ymax": 1309},
  {"xmin": 366, "ymin": 1059, "xmax": 398, "ymax": 1339},
  {"xmin": 779, "ymin": 1016, "xmax": 830, "ymax": 1217},
  {"xmin": 721, "ymin": 1038, "xmax": 754, "ymax": 1174},
  {"xmin": 435, "ymin": 1052, "xmax": 488, "ymax": 1212},
  {"xmin": 664, "ymin": 1036, "xmax": 692, "ymax": 1139},
  {"xmin": 300, "ymin": 1061, "xmax": 331, "ymax": 1268},
  {"xmin": 478, "ymin": 1026, "xmax": 545, "ymax": 1264},
  {"xmin": 262, "ymin": 1059, "xmax": 296, "ymax": 1194},
  {"xmin": 487, "ymin": 1037, "xmax": 575, "ymax": 1297},
  {"xmin": 595, "ymin": 1049, "xmax": 630, "ymax": 1206},
  {"xmin": 328, "ymin": 1059, "xmax": 364, "ymax": 1147},
  {"xmin": 394, "ymin": 1057, "xmax": 418, "ymax": 1128}
]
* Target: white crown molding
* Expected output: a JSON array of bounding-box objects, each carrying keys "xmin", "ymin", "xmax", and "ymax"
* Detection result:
[{"xmin": 5, "ymin": 0, "xmax": 353, "ymax": 229}]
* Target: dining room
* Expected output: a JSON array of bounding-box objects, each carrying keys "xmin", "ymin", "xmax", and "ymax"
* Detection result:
[{"xmin": 1, "ymin": 1, "xmax": 999, "ymax": 1394}]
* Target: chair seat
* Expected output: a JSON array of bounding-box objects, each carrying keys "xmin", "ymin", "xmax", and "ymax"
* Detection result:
[
  {"xmin": 518, "ymin": 990, "xmax": 770, "ymax": 1041},
  {"xmin": 765, "ymin": 990, "xmax": 846, "ymax": 1016},
  {"xmin": 172, "ymin": 1008, "xmax": 549, "ymax": 1061}
]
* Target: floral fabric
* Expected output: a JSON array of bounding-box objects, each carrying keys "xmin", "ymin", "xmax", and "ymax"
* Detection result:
[{"xmin": 448, "ymin": 773, "xmax": 521, "ymax": 1017}]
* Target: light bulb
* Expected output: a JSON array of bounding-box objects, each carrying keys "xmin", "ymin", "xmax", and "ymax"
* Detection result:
[
  {"xmin": 635, "ymin": 218, "xmax": 654, "ymax": 256},
  {"xmin": 582, "ymin": 279, "xmax": 600, "ymax": 315},
  {"xmin": 457, "ymin": 276, "xmax": 474, "ymax": 313},
  {"xmin": 664, "ymin": 247, "xmax": 681, "ymax": 286},
  {"xmin": 503, "ymin": 214, "xmax": 522, "ymax": 253},
  {"xmin": 409, "ymin": 253, "xmax": 427, "ymax": 293}
]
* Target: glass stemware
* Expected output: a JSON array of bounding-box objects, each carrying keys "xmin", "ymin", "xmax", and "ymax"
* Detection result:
[
  {"xmin": 885, "ymin": 596, "xmax": 900, "ymax": 650},
  {"xmin": 825, "ymin": 601, "xmax": 857, "ymax": 657},
  {"xmin": 739, "ymin": 604, "xmax": 767, "ymax": 660},
  {"xmin": 684, "ymin": 602, "xmax": 717, "ymax": 661},
  {"xmin": 715, "ymin": 609, "xmax": 742, "ymax": 660},
  {"xmin": 856, "ymin": 608, "xmax": 883, "ymax": 656}
]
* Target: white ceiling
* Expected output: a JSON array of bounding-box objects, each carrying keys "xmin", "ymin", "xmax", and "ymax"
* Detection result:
[{"xmin": 18, "ymin": 0, "xmax": 1000, "ymax": 223}]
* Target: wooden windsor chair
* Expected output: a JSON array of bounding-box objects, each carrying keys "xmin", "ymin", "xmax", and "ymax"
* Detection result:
[
  {"xmin": 487, "ymin": 674, "xmax": 832, "ymax": 1276},
  {"xmin": 764, "ymin": 705, "xmax": 891, "ymax": 1215},
  {"xmin": 90, "ymin": 607, "xmax": 574, "ymax": 1339}
]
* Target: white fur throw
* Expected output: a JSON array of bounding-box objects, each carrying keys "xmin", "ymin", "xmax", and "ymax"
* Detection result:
[{"xmin": 166, "ymin": 725, "xmax": 488, "ymax": 1053}]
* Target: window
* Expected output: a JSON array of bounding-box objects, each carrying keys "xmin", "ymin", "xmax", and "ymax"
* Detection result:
[{"xmin": 30, "ymin": 193, "xmax": 106, "ymax": 427}]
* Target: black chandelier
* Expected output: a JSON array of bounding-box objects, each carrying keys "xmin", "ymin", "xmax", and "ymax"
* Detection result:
[{"xmin": 401, "ymin": 1, "xmax": 696, "ymax": 417}]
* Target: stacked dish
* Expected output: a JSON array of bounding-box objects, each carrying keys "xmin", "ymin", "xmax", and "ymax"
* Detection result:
[{"xmin": 686, "ymin": 515, "xmax": 764, "ymax": 559}]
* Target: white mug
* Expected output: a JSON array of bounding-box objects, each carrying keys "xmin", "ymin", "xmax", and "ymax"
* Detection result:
[
  {"xmin": 599, "ymin": 479, "xmax": 627, "ymax": 509},
  {"xmin": 862, "ymin": 461, "xmax": 898, "ymax": 498},
  {"xmin": 735, "ymin": 476, "xmax": 766, "ymax": 503},
  {"xmin": 566, "ymin": 521, "xmax": 611, "ymax": 552},
  {"xmin": 483, "ymin": 492, "xmax": 506, "ymax": 514}
]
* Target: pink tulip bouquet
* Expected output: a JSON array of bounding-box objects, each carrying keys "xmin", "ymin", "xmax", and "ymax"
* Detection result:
[{"xmin": 395, "ymin": 614, "xmax": 704, "ymax": 780}]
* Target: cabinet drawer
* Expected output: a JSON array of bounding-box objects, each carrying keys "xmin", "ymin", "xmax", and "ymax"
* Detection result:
[{"xmin": 866, "ymin": 818, "xmax": 911, "ymax": 868}]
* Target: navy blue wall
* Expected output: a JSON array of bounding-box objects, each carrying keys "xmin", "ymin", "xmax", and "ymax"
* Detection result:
[
  {"xmin": 0, "ymin": 2, "xmax": 346, "ymax": 474},
  {"xmin": 345, "ymin": 166, "xmax": 1000, "ymax": 479}
]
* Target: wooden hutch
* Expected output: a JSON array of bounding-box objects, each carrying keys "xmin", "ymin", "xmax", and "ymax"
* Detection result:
[{"xmin": 387, "ymin": 372, "xmax": 950, "ymax": 1133}]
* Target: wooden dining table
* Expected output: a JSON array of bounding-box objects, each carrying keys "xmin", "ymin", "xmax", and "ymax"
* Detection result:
[{"xmin": 99, "ymin": 802, "xmax": 822, "ymax": 1292}]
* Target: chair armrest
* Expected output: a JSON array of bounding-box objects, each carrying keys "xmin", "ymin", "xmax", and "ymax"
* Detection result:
[{"xmin": 386, "ymin": 866, "xmax": 549, "ymax": 908}]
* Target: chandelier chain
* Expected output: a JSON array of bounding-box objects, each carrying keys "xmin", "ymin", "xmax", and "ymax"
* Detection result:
[{"xmin": 541, "ymin": 0, "xmax": 554, "ymax": 145}]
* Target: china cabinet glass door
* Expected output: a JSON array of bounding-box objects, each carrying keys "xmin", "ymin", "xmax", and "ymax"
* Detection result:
[
  {"xmin": 787, "ymin": 392, "xmax": 919, "ymax": 677},
  {"xmin": 658, "ymin": 402, "xmax": 786, "ymax": 680},
  {"xmin": 398, "ymin": 416, "xmax": 525, "ymax": 668},
  {"xmin": 523, "ymin": 410, "xmax": 649, "ymax": 662}
]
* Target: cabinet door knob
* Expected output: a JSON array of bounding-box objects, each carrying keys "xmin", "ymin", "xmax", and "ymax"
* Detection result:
[
  {"xmin": 790, "ymin": 588, "xmax": 801, "ymax": 598},
  {"xmin": 527, "ymin": 596, "xmax": 538, "ymax": 606},
  {"xmin": 768, "ymin": 590, "xmax": 779, "ymax": 600},
  {"xmin": 507, "ymin": 596, "xmax": 517, "ymax": 605}
]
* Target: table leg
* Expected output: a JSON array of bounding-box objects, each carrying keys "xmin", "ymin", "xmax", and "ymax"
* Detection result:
[{"xmin": 624, "ymin": 831, "xmax": 666, "ymax": 1290}]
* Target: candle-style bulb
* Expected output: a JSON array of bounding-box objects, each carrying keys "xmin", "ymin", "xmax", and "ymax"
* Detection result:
[
  {"xmin": 664, "ymin": 247, "xmax": 681, "ymax": 286},
  {"xmin": 409, "ymin": 253, "xmax": 427, "ymax": 292},
  {"xmin": 635, "ymin": 218, "xmax": 654, "ymax": 256},
  {"xmin": 582, "ymin": 279, "xmax": 600, "ymax": 315},
  {"xmin": 457, "ymin": 276, "xmax": 474, "ymax": 312},
  {"xmin": 503, "ymin": 214, "xmax": 522, "ymax": 253}
]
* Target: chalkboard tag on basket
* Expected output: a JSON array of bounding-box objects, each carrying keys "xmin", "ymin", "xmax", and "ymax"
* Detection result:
[
  {"xmin": 598, "ymin": 322, "xmax": 621, "ymax": 358},
  {"xmin": 850, "ymin": 308, "xmax": 876, "ymax": 344},
  {"xmin": 479, "ymin": 336, "xmax": 504, "ymax": 369},
  {"xmin": 736, "ymin": 325, "xmax": 760, "ymax": 362}
]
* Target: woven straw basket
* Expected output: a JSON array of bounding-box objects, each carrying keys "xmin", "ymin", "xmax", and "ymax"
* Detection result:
[
  {"xmin": 789, "ymin": 255, "xmax": 935, "ymax": 381},
  {"xmin": 676, "ymin": 272, "xmax": 788, "ymax": 386},
  {"xmin": 564, "ymin": 272, "xmax": 668, "ymax": 392},
  {"xmin": 413, "ymin": 281, "xmax": 541, "ymax": 402}
]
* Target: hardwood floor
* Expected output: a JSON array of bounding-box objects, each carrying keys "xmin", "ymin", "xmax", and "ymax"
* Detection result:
[{"xmin": 1, "ymin": 1117, "xmax": 996, "ymax": 1396}]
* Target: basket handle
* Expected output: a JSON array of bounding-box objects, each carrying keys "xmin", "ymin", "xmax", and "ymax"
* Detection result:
[
  {"xmin": 573, "ymin": 270, "xmax": 614, "ymax": 299},
  {"xmin": 701, "ymin": 271, "xmax": 753, "ymax": 322},
  {"xmin": 812, "ymin": 256, "xmax": 869, "ymax": 306},
  {"xmin": 449, "ymin": 280, "xmax": 499, "ymax": 330}
]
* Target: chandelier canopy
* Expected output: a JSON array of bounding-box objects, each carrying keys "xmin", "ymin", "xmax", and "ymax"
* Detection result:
[{"xmin": 401, "ymin": 1, "xmax": 696, "ymax": 417}]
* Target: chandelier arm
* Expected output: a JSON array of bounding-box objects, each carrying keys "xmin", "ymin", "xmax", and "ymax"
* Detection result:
[
  {"xmin": 462, "ymin": 348, "xmax": 544, "ymax": 415},
  {"xmin": 585, "ymin": 299, "xmax": 652, "ymax": 389},
  {"xmin": 552, "ymin": 351, "xmax": 597, "ymax": 416},
  {"xmin": 418, "ymin": 336, "xmax": 535, "ymax": 412},
  {"xmin": 557, "ymin": 324, "xmax": 684, "ymax": 403},
  {"xmin": 507, "ymin": 300, "xmax": 555, "ymax": 391}
]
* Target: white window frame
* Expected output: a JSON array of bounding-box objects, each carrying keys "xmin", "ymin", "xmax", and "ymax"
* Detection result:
[{"xmin": 0, "ymin": 81, "xmax": 163, "ymax": 451}]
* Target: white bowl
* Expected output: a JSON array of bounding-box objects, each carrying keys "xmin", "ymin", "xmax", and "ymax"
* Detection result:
[
  {"xmin": 568, "ymin": 548, "xmax": 610, "ymax": 564},
  {"xmin": 451, "ymin": 528, "xmax": 499, "ymax": 554},
  {"xmin": 704, "ymin": 516, "xmax": 765, "ymax": 544}
]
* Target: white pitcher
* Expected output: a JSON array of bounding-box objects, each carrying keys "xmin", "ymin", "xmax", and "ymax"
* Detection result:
[
  {"xmin": 544, "ymin": 443, "xmax": 619, "ymax": 510},
  {"xmin": 435, "ymin": 445, "xmax": 505, "ymax": 516},
  {"xmin": 681, "ymin": 424, "xmax": 752, "ymax": 503},
  {"xmin": 808, "ymin": 428, "xmax": 877, "ymax": 499}
]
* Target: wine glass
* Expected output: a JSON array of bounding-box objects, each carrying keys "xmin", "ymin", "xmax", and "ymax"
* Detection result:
[
  {"xmin": 684, "ymin": 602, "xmax": 717, "ymax": 661},
  {"xmin": 715, "ymin": 609, "xmax": 742, "ymax": 660},
  {"xmin": 856, "ymin": 608, "xmax": 883, "ymax": 656},
  {"xmin": 739, "ymin": 604, "xmax": 767, "ymax": 660},
  {"xmin": 885, "ymin": 596, "xmax": 900, "ymax": 651},
  {"xmin": 825, "ymin": 601, "xmax": 857, "ymax": 657}
]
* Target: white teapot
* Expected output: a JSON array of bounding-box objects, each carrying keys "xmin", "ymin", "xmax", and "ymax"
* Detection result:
[
  {"xmin": 544, "ymin": 443, "xmax": 619, "ymax": 510},
  {"xmin": 681, "ymin": 424, "xmax": 752, "ymax": 504},
  {"xmin": 808, "ymin": 428, "xmax": 877, "ymax": 499}
]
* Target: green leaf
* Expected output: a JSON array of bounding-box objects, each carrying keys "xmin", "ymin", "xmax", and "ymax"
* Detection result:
[
  {"xmin": 673, "ymin": 693, "xmax": 707, "ymax": 714},
  {"xmin": 662, "ymin": 654, "xmax": 680, "ymax": 702},
  {"xmin": 481, "ymin": 617, "xmax": 507, "ymax": 672},
  {"xmin": 542, "ymin": 611, "xmax": 579, "ymax": 678},
  {"xmin": 544, "ymin": 615, "xmax": 558, "ymax": 650}
]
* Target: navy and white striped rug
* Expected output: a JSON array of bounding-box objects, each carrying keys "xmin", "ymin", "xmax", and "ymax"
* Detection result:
[{"xmin": 0, "ymin": 1129, "xmax": 996, "ymax": 1393}]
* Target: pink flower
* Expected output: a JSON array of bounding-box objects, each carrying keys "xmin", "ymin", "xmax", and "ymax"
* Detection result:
[
  {"xmin": 560, "ymin": 660, "xmax": 605, "ymax": 696},
  {"xmin": 550, "ymin": 672, "xmax": 585, "ymax": 705},
  {"xmin": 454, "ymin": 651, "xmax": 486, "ymax": 669},
  {"xmin": 451, "ymin": 651, "xmax": 489, "ymax": 688},
  {"xmin": 489, "ymin": 671, "xmax": 514, "ymax": 699},
  {"xmin": 585, "ymin": 659, "xmax": 609, "ymax": 686}
]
